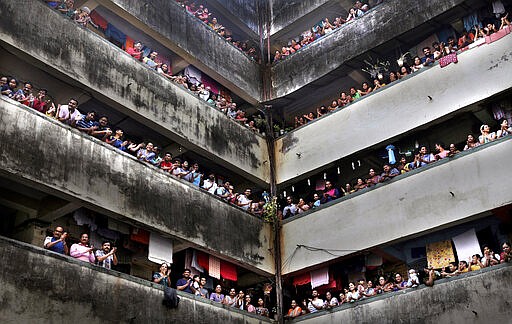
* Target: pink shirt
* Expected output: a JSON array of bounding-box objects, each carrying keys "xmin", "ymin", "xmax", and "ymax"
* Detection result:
[{"xmin": 70, "ymin": 243, "xmax": 95, "ymax": 263}]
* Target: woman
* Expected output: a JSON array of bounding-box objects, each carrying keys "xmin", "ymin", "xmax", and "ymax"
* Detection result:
[
  {"xmin": 286, "ymin": 300, "xmax": 302, "ymax": 318},
  {"xmin": 496, "ymin": 119, "xmax": 512, "ymax": 138},
  {"xmin": 1, "ymin": 77, "xmax": 18, "ymax": 98},
  {"xmin": 328, "ymin": 100, "xmax": 338, "ymax": 112},
  {"xmin": 153, "ymin": 263, "xmax": 171, "ymax": 287},
  {"xmin": 209, "ymin": 285, "xmax": 225, "ymax": 303},
  {"xmin": 323, "ymin": 291, "xmax": 339, "ymax": 309},
  {"xmin": 303, "ymin": 112, "xmax": 316, "ymax": 123},
  {"xmin": 338, "ymin": 91, "xmax": 352, "ymax": 106},
  {"xmin": 388, "ymin": 71, "xmax": 398, "ymax": 83},
  {"xmin": 354, "ymin": 178, "xmax": 367, "ymax": 191},
  {"xmin": 481, "ymin": 245, "xmax": 500, "ymax": 267},
  {"xmin": 235, "ymin": 291, "xmax": 245, "ymax": 310},
  {"xmin": 244, "ymin": 295, "xmax": 256, "ymax": 313},
  {"xmin": 478, "ymin": 124, "xmax": 496, "ymax": 144},
  {"xmin": 398, "ymin": 66, "xmax": 410, "ymax": 79},
  {"xmin": 500, "ymin": 242, "xmax": 512, "ymax": 263},
  {"xmin": 463, "ymin": 134, "xmax": 480, "ymax": 150},
  {"xmin": 157, "ymin": 63, "xmax": 173, "ymax": 79},
  {"xmin": 373, "ymin": 79, "xmax": 385, "ymax": 90},
  {"xmin": 345, "ymin": 282, "xmax": 360, "ymax": 302},
  {"xmin": 296, "ymin": 198, "xmax": 311, "ymax": 214},
  {"xmin": 255, "ymin": 298, "xmax": 269, "ymax": 317},
  {"xmin": 410, "ymin": 56, "xmax": 423, "ymax": 72},
  {"xmin": 358, "ymin": 82, "xmax": 373, "ymax": 96}
]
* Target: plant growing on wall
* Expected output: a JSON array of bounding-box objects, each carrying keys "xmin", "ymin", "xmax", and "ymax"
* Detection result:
[{"xmin": 262, "ymin": 196, "xmax": 278, "ymax": 223}]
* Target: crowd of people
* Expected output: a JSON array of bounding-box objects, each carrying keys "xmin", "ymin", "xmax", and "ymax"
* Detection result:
[
  {"xmin": 273, "ymin": 1, "xmax": 383, "ymax": 63},
  {"xmin": 290, "ymin": 11, "xmax": 511, "ymax": 129},
  {"xmin": 1, "ymin": 75, "xmax": 274, "ymax": 216},
  {"xmin": 43, "ymin": 226, "xmax": 272, "ymax": 317},
  {"xmin": 44, "ymin": 226, "xmax": 118, "ymax": 269},
  {"xmin": 286, "ymin": 242, "xmax": 512, "ymax": 318},
  {"xmin": 44, "ymin": 0, "xmax": 264, "ymax": 134},
  {"xmin": 282, "ymin": 124, "xmax": 512, "ymax": 218},
  {"xmin": 175, "ymin": 0, "xmax": 260, "ymax": 61},
  {"xmin": 154, "ymin": 267, "xmax": 272, "ymax": 317}
]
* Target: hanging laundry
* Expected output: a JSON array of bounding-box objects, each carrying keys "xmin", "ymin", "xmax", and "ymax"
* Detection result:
[
  {"xmin": 90, "ymin": 10, "xmax": 108, "ymax": 31},
  {"xmin": 439, "ymin": 53, "xmax": 458, "ymax": 68},
  {"xmin": 310, "ymin": 267, "xmax": 329, "ymax": 289},
  {"xmin": 105, "ymin": 23, "xmax": 126, "ymax": 47},
  {"xmin": 191, "ymin": 250, "xmax": 205, "ymax": 273},
  {"xmin": 426, "ymin": 240, "xmax": 455, "ymax": 268},
  {"xmin": 197, "ymin": 251, "xmax": 209, "ymax": 271},
  {"xmin": 209, "ymin": 255, "xmax": 221, "ymax": 279},
  {"xmin": 130, "ymin": 227, "xmax": 150, "ymax": 245},
  {"xmin": 148, "ymin": 232, "xmax": 173, "ymax": 265},
  {"xmin": 220, "ymin": 260, "xmax": 237, "ymax": 281},
  {"xmin": 293, "ymin": 272, "xmax": 311, "ymax": 286},
  {"xmin": 452, "ymin": 228, "xmax": 482, "ymax": 262}
]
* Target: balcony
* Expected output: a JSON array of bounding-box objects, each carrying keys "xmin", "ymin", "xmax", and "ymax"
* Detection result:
[
  {"xmin": 288, "ymin": 263, "xmax": 512, "ymax": 323},
  {"xmin": 281, "ymin": 136, "xmax": 512, "ymax": 274},
  {"xmin": 101, "ymin": 0, "xmax": 263, "ymax": 103},
  {"xmin": 0, "ymin": 0, "xmax": 269, "ymax": 186},
  {"xmin": 274, "ymin": 33, "xmax": 512, "ymax": 185},
  {"xmin": 270, "ymin": 0, "xmax": 467, "ymax": 99},
  {"xmin": 0, "ymin": 97, "xmax": 274, "ymax": 275},
  {"xmin": 0, "ymin": 235, "xmax": 275, "ymax": 323}
]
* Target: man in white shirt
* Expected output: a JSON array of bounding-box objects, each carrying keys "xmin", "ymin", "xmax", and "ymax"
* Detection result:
[
  {"xmin": 202, "ymin": 174, "xmax": 218, "ymax": 194},
  {"xmin": 57, "ymin": 98, "xmax": 81, "ymax": 126}
]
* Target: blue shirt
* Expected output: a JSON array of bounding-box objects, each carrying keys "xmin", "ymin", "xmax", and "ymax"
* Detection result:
[{"xmin": 176, "ymin": 278, "xmax": 193, "ymax": 293}]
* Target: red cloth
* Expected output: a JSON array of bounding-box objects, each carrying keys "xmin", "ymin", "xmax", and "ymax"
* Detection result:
[
  {"xmin": 197, "ymin": 251, "xmax": 209, "ymax": 271},
  {"xmin": 316, "ymin": 278, "xmax": 338, "ymax": 295},
  {"xmin": 439, "ymin": 53, "xmax": 458, "ymax": 68},
  {"xmin": 220, "ymin": 260, "xmax": 237, "ymax": 281},
  {"xmin": 130, "ymin": 227, "xmax": 150, "ymax": 245},
  {"xmin": 90, "ymin": 10, "xmax": 108, "ymax": 30},
  {"xmin": 293, "ymin": 272, "xmax": 311, "ymax": 286},
  {"xmin": 201, "ymin": 74, "xmax": 219, "ymax": 94}
]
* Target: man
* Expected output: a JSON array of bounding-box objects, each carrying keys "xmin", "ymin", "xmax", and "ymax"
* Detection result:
[
  {"xmin": 307, "ymin": 290, "xmax": 324, "ymax": 313},
  {"xmin": 189, "ymin": 163, "xmax": 202, "ymax": 187},
  {"xmin": 91, "ymin": 116, "xmax": 112, "ymax": 141},
  {"xmin": 380, "ymin": 164, "xmax": 400, "ymax": 182},
  {"xmin": 159, "ymin": 152, "xmax": 173, "ymax": 172},
  {"xmin": 76, "ymin": 110, "xmax": 97, "ymax": 134},
  {"xmin": 95, "ymin": 241, "xmax": 118, "ymax": 270},
  {"xmin": 176, "ymin": 269, "xmax": 194, "ymax": 294},
  {"xmin": 282, "ymin": 196, "xmax": 298, "ymax": 219},
  {"xmin": 216, "ymin": 181, "xmax": 231, "ymax": 199},
  {"xmin": 198, "ymin": 277, "xmax": 209, "ymax": 298},
  {"xmin": 13, "ymin": 82, "xmax": 33, "ymax": 104},
  {"xmin": 447, "ymin": 143, "xmax": 460, "ymax": 157},
  {"xmin": 28, "ymin": 88, "xmax": 49, "ymax": 113},
  {"xmin": 150, "ymin": 146, "xmax": 162, "ymax": 166},
  {"xmin": 202, "ymin": 173, "xmax": 218, "ymax": 194},
  {"xmin": 43, "ymin": 226, "xmax": 69, "ymax": 255},
  {"xmin": 366, "ymin": 169, "xmax": 382, "ymax": 187},
  {"xmin": 126, "ymin": 41, "xmax": 143, "ymax": 61},
  {"xmin": 237, "ymin": 189, "xmax": 253, "ymax": 211},
  {"xmin": 143, "ymin": 51, "xmax": 160, "ymax": 69},
  {"xmin": 321, "ymin": 181, "xmax": 340, "ymax": 204},
  {"xmin": 312, "ymin": 193, "xmax": 321, "ymax": 208},
  {"xmin": 417, "ymin": 146, "xmax": 435, "ymax": 167},
  {"xmin": 70, "ymin": 233, "xmax": 95, "ymax": 263},
  {"xmin": 421, "ymin": 47, "xmax": 435, "ymax": 66},
  {"xmin": 57, "ymin": 98, "xmax": 82, "ymax": 126}
]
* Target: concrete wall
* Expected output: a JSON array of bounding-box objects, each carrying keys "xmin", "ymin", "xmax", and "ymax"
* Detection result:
[
  {"xmin": 270, "ymin": 0, "xmax": 466, "ymax": 99},
  {"xmin": 0, "ymin": 236, "xmax": 275, "ymax": 324},
  {"xmin": 290, "ymin": 263, "xmax": 512, "ymax": 324},
  {"xmin": 101, "ymin": 0, "xmax": 263, "ymax": 104},
  {"xmin": 270, "ymin": 0, "xmax": 332, "ymax": 36},
  {"xmin": 0, "ymin": 0, "xmax": 270, "ymax": 186},
  {"xmin": 280, "ymin": 137, "xmax": 512, "ymax": 274},
  {"xmin": 214, "ymin": 0, "xmax": 262, "ymax": 36},
  {"xmin": 274, "ymin": 35, "xmax": 512, "ymax": 184},
  {"xmin": 0, "ymin": 98, "xmax": 274, "ymax": 275}
]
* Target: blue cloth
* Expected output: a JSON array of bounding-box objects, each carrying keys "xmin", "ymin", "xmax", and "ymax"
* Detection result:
[
  {"xmin": 386, "ymin": 145, "xmax": 396, "ymax": 164},
  {"xmin": 176, "ymin": 278, "xmax": 193, "ymax": 294},
  {"xmin": 48, "ymin": 237, "xmax": 66, "ymax": 254},
  {"xmin": 463, "ymin": 12, "xmax": 481, "ymax": 32},
  {"xmin": 105, "ymin": 23, "xmax": 126, "ymax": 45},
  {"xmin": 76, "ymin": 116, "xmax": 96, "ymax": 129}
]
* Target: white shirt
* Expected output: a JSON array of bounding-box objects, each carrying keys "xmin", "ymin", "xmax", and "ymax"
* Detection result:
[
  {"xmin": 58, "ymin": 105, "xmax": 81, "ymax": 125},
  {"xmin": 202, "ymin": 179, "xmax": 218, "ymax": 194},
  {"xmin": 307, "ymin": 298, "xmax": 324, "ymax": 313}
]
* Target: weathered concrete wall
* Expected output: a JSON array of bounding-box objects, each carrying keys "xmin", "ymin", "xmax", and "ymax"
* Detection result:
[
  {"xmin": 270, "ymin": 0, "xmax": 332, "ymax": 36},
  {"xmin": 274, "ymin": 35, "xmax": 512, "ymax": 184},
  {"xmin": 290, "ymin": 263, "xmax": 512, "ymax": 323},
  {"xmin": 214, "ymin": 0, "xmax": 262, "ymax": 36},
  {"xmin": 0, "ymin": 236, "xmax": 275, "ymax": 323},
  {"xmin": 101, "ymin": 0, "xmax": 262, "ymax": 104},
  {"xmin": 0, "ymin": 0, "xmax": 270, "ymax": 186},
  {"xmin": 0, "ymin": 98, "xmax": 274, "ymax": 275},
  {"xmin": 270, "ymin": 0, "xmax": 466, "ymax": 99},
  {"xmin": 281, "ymin": 138, "xmax": 512, "ymax": 274}
]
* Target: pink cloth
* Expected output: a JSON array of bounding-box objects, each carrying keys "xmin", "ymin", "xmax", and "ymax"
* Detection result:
[
  {"xmin": 70, "ymin": 243, "xmax": 95, "ymax": 263},
  {"xmin": 439, "ymin": 53, "xmax": 458, "ymax": 68},
  {"xmin": 209, "ymin": 255, "xmax": 221, "ymax": 279}
]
